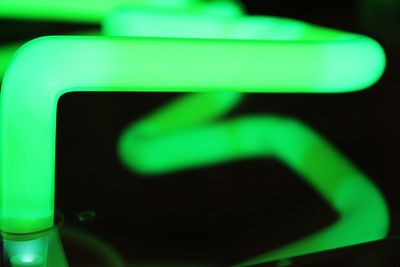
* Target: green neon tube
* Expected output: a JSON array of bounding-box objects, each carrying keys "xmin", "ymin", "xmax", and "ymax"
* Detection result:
[
  {"xmin": 103, "ymin": 9, "xmax": 386, "ymax": 91},
  {"xmin": 105, "ymin": 8, "xmax": 348, "ymax": 40},
  {"xmin": 0, "ymin": 0, "xmax": 201, "ymax": 22},
  {"xmin": 104, "ymin": 2, "xmax": 244, "ymax": 37},
  {"xmin": 0, "ymin": 35, "xmax": 385, "ymax": 234},
  {"xmin": 0, "ymin": 32, "xmax": 99, "ymax": 79},
  {"xmin": 0, "ymin": 0, "xmax": 242, "ymax": 23},
  {"xmin": 0, "ymin": 42, "xmax": 24, "ymax": 79},
  {"xmin": 0, "ymin": 1, "xmax": 242, "ymax": 78},
  {"xmin": 109, "ymin": 8, "xmax": 388, "ymax": 264},
  {"xmin": 118, "ymin": 92, "xmax": 389, "ymax": 264}
]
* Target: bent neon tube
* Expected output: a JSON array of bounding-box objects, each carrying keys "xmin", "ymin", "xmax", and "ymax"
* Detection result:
[
  {"xmin": 0, "ymin": 1, "xmax": 242, "ymax": 78},
  {"xmin": 0, "ymin": 31, "xmax": 99, "ymax": 79},
  {"xmin": 118, "ymin": 92, "xmax": 389, "ymax": 264},
  {"xmin": 0, "ymin": 42, "xmax": 24, "ymax": 79},
  {"xmin": 0, "ymin": 31, "xmax": 385, "ymax": 235}
]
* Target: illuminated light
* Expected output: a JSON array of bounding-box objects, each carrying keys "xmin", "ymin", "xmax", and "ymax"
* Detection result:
[
  {"xmin": 11, "ymin": 254, "xmax": 44, "ymax": 265},
  {"xmin": 105, "ymin": 8, "xmax": 346, "ymax": 40},
  {"xmin": 0, "ymin": 31, "xmax": 99, "ymax": 79},
  {"xmin": 0, "ymin": 0, "xmax": 242, "ymax": 77},
  {"xmin": 0, "ymin": 0, "xmax": 201, "ymax": 22},
  {"xmin": 0, "ymin": 35, "xmax": 384, "ymax": 234},
  {"xmin": 5, "ymin": 235, "xmax": 48, "ymax": 267},
  {"xmin": 110, "ymin": 7, "xmax": 388, "ymax": 264},
  {"xmin": 104, "ymin": 9, "xmax": 386, "ymax": 92},
  {"xmin": 0, "ymin": 2, "xmax": 388, "ymax": 266},
  {"xmin": 3, "ymin": 225, "xmax": 67, "ymax": 267},
  {"xmin": 118, "ymin": 94, "xmax": 389, "ymax": 265},
  {"xmin": 0, "ymin": 42, "xmax": 24, "ymax": 79}
]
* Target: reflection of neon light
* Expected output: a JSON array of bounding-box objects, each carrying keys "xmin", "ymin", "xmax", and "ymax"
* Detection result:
[
  {"xmin": 12, "ymin": 254, "xmax": 44, "ymax": 265},
  {"xmin": 6, "ymin": 235, "xmax": 47, "ymax": 266},
  {"xmin": 118, "ymin": 92, "xmax": 389, "ymax": 264},
  {"xmin": 4, "ymin": 226, "xmax": 68, "ymax": 267},
  {"xmin": 0, "ymin": 33, "xmax": 384, "ymax": 234}
]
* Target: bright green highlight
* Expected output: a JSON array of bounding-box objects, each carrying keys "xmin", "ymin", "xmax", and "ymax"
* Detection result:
[
  {"xmin": 5, "ymin": 228, "xmax": 68, "ymax": 267},
  {"xmin": 118, "ymin": 92, "xmax": 389, "ymax": 265},
  {"xmin": 0, "ymin": 0, "xmax": 202, "ymax": 22},
  {"xmin": 104, "ymin": 2, "xmax": 244, "ymax": 37}
]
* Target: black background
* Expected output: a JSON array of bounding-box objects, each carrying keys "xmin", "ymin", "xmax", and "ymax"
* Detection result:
[{"xmin": 1, "ymin": 0, "xmax": 400, "ymax": 266}]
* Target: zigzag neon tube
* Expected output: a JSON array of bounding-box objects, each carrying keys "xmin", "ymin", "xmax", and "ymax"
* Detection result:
[
  {"xmin": 118, "ymin": 92, "xmax": 389, "ymax": 265},
  {"xmin": 109, "ymin": 9, "xmax": 388, "ymax": 264},
  {"xmin": 0, "ymin": 24, "xmax": 385, "ymax": 235}
]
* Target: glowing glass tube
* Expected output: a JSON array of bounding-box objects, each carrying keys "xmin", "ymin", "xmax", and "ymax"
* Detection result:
[
  {"xmin": 0, "ymin": 0, "xmax": 201, "ymax": 22},
  {"xmin": 0, "ymin": 33, "xmax": 385, "ymax": 234},
  {"xmin": 110, "ymin": 7, "xmax": 389, "ymax": 264},
  {"xmin": 118, "ymin": 92, "xmax": 389, "ymax": 264}
]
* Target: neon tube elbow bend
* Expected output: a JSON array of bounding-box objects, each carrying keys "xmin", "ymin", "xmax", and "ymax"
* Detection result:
[{"xmin": 0, "ymin": 34, "xmax": 386, "ymax": 234}]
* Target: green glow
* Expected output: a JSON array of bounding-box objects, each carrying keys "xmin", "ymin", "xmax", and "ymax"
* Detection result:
[
  {"xmin": 6, "ymin": 236, "xmax": 47, "ymax": 267},
  {"xmin": 0, "ymin": 32, "xmax": 99, "ymax": 79},
  {"xmin": 0, "ymin": 4, "xmax": 388, "ymax": 266},
  {"xmin": 104, "ymin": 9, "xmax": 386, "ymax": 92},
  {"xmin": 105, "ymin": 9, "xmax": 348, "ymax": 40},
  {"xmin": 5, "ymin": 227, "xmax": 68, "ymax": 267},
  {"xmin": 0, "ymin": 42, "xmax": 24, "ymax": 79},
  {"xmin": 11, "ymin": 254, "xmax": 44, "ymax": 266},
  {"xmin": 60, "ymin": 226, "xmax": 124, "ymax": 267},
  {"xmin": 0, "ymin": 0, "xmax": 201, "ymax": 22},
  {"xmin": 111, "ymin": 7, "xmax": 388, "ymax": 264},
  {"xmin": 117, "ymin": 93, "xmax": 389, "ymax": 265},
  {"xmin": 104, "ymin": 2, "xmax": 244, "ymax": 37},
  {"xmin": 0, "ymin": 35, "xmax": 385, "ymax": 234}
]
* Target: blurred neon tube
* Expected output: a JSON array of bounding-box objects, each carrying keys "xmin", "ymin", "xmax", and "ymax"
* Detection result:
[
  {"xmin": 118, "ymin": 92, "xmax": 389, "ymax": 264},
  {"xmin": 0, "ymin": 0, "xmax": 200, "ymax": 22},
  {"xmin": 111, "ymin": 8, "xmax": 389, "ymax": 263}
]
